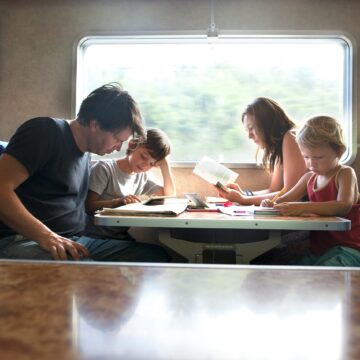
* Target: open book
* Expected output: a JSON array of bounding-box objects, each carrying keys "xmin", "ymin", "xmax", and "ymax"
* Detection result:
[
  {"xmin": 98, "ymin": 198, "xmax": 189, "ymax": 217},
  {"xmin": 193, "ymin": 156, "xmax": 238, "ymax": 186},
  {"xmin": 141, "ymin": 195, "xmax": 175, "ymax": 205}
]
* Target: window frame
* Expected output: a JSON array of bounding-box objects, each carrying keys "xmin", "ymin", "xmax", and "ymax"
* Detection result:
[{"xmin": 74, "ymin": 32, "xmax": 357, "ymax": 168}]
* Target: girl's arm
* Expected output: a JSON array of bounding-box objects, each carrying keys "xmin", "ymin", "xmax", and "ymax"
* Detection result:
[
  {"xmin": 85, "ymin": 190, "xmax": 140, "ymax": 215},
  {"xmin": 275, "ymin": 167, "xmax": 358, "ymax": 216},
  {"xmin": 262, "ymin": 172, "xmax": 310, "ymax": 207},
  {"xmin": 153, "ymin": 157, "xmax": 176, "ymax": 196}
]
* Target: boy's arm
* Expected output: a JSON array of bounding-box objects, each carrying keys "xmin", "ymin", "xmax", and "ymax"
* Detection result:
[
  {"xmin": 0, "ymin": 154, "xmax": 89, "ymax": 260},
  {"xmin": 154, "ymin": 157, "xmax": 176, "ymax": 196},
  {"xmin": 86, "ymin": 161, "xmax": 141, "ymax": 214},
  {"xmin": 85, "ymin": 190, "xmax": 140, "ymax": 214}
]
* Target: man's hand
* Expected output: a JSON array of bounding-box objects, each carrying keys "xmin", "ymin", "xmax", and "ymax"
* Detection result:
[{"xmin": 37, "ymin": 233, "xmax": 90, "ymax": 261}]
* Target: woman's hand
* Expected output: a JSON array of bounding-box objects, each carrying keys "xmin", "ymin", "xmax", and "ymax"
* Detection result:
[
  {"xmin": 227, "ymin": 182, "xmax": 241, "ymax": 192},
  {"xmin": 216, "ymin": 186, "xmax": 245, "ymax": 204}
]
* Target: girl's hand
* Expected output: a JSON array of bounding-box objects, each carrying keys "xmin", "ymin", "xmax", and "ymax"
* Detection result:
[
  {"xmin": 261, "ymin": 199, "xmax": 274, "ymax": 207},
  {"xmin": 274, "ymin": 202, "xmax": 304, "ymax": 216}
]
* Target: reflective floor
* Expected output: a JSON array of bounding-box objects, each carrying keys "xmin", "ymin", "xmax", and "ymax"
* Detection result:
[{"xmin": 1, "ymin": 260, "xmax": 359, "ymax": 359}]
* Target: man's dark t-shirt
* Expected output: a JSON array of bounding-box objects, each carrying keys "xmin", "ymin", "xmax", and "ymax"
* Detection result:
[{"xmin": 0, "ymin": 117, "xmax": 90, "ymax": 238}]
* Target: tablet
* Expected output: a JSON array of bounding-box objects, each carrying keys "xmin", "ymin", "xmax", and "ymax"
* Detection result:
[{"xmin": 184, "ymin": 192, "xmax": 209, "ymax": 208}]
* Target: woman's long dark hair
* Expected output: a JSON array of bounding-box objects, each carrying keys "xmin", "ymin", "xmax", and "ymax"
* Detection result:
[{"xmin": 242, "ymin": 97, "xmax": 296, "ymax": 172}]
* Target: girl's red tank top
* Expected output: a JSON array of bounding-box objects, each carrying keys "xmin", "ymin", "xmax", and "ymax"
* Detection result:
[{"xmin": 307, "ymin": 170, "xmax": 360, "ymax": 255}]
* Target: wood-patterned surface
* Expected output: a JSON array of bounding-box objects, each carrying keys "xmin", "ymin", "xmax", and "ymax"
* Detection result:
[{"xmin": 1, "ymin": 260, "xmax": 359, "ymax": 359}]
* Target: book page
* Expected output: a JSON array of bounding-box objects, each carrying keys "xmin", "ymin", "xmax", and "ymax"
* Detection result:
[{"xmin": 193, "ymin": 156, "xmax": 238, "ymax": 185}]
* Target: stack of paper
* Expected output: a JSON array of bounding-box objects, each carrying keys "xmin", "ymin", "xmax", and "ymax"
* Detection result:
[
  {"xmin": 254, "ymin": 207, "xmax": 281, "ymax": 216},
  {"xmin": 219, "ymin": 206, "xmax": 280, "ymax": 216}
]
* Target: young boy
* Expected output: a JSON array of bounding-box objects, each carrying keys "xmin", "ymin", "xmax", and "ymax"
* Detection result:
[{"xmin": 85, "ymin": 128, "xmax": 176, "ymax": 240}]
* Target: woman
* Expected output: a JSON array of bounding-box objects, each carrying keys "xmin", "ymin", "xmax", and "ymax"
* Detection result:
[{"xmin": 218, "ymin": 97, "xmax": 307, "ymax": 205}]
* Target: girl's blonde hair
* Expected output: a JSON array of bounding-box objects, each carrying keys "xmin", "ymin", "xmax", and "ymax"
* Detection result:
[{"xmin": 296, "ymin": 115, "xmax": 346, "ymax": 156}]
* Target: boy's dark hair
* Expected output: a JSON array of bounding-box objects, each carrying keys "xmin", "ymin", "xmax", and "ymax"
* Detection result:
[
  {"xmin": 77, "ymin": 82, "xmax": 145, "ymax": 139},
  {"xmin": 127, "ymin": 128, "xmax": 171, "ymax": 161}
]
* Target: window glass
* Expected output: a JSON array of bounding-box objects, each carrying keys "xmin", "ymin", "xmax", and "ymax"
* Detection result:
[{"xmin": 76, "ymin": 36, "xmax": 354, "ymax": 165}]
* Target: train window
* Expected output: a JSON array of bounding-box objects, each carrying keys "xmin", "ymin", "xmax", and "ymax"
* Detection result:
[{"xmin": 76, "ymin": 35, "xmax": 355, "ymax": 166}]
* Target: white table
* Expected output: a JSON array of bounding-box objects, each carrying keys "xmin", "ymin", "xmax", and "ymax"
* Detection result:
[{"xmin": 95, "ymin": 212, "xmax": 351, "ymax": 264}]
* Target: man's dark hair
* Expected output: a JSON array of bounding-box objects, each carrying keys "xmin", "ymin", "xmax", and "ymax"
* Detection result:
[{"xmin": 77, "ymin": 82, "xmax": 145, "ymax": 138}]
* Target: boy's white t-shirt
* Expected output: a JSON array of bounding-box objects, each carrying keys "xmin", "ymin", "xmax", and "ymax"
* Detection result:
[{"xmin": 85, "ymin": 159, "xmax": 162, "ymax": 239}]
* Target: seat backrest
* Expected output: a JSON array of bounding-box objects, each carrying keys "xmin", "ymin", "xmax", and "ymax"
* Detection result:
[{"xmin": 0, "ymin": 141, "xmax": 8, "ymax": 155}]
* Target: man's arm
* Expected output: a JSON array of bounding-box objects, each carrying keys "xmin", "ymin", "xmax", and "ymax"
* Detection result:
[{"xmin": 0, "ymin": 154, "xmax": 89, "ymax": 260}]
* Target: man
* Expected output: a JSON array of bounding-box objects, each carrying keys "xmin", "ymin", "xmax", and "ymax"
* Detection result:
[{"xmin": 0, "ymin": 83, "xmax": 170, "ymax": 262}]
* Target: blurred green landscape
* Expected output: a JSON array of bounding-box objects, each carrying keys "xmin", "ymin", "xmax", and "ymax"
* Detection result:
[{"xmin": 82, "ymin": 42, "xmax": 345, "ymax": 163}]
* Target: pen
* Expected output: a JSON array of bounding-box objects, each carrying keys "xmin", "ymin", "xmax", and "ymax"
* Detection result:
[{"xmin": 271, "ymin": 187, "xmax": 286, "ymax": 202}]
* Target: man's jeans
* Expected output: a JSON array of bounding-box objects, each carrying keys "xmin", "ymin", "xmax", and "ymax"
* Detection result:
[{"xmin": 0, "ymin": 235, "xmax": 170, "ymax": 262}]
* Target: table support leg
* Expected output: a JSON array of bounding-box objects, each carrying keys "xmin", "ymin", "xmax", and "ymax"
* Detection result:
[{"xmin": 159, "ymin": 229, "xmax": 282, "ymax": 264}]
